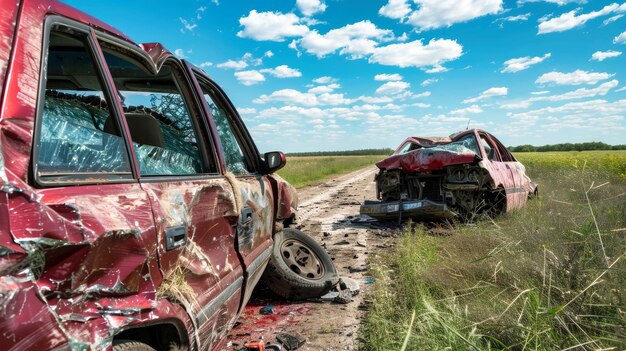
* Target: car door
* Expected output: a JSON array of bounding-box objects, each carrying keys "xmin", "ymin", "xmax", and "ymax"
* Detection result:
[
  {"xmin": 479, "ymin": 132, "xmax": 516, "ymax": 210},
  {"xmin": 97, "ymin": 41, "xmax": 244, "ymax": 349},
  {"xmin": 491, "ymin": 136, "xmax": 528, "ymax": 209},
  {"xmin": 188, "ymin": 68, "xmax": 275, "ymax": 310},
  {"xmin": 4, "ymin": 22, "xmax": 159, "ymax": 349}
]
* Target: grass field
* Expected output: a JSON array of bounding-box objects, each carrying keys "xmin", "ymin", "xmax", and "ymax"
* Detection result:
[
  {"xmin": 277, "ymin": 155, "xmax": 385, "ymax": 188},
  {"xmin": 360, "ymin": 150, "xmax": 626, "ymax": 350}
]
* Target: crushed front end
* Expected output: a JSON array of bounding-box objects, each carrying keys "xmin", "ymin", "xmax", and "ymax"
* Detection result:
[{"xmin": 360, "ymin": 136, "xmax": 492, "ymax": 221}]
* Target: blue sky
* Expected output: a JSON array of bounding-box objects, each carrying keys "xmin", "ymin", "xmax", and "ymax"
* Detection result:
[{"xmin": 65, "ymin": 0, "xmax": 626, "ymax": 152}]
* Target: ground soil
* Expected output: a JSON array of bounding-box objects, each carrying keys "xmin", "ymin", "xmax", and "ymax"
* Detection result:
[{"xmin": 226, "ymin": 166, "xmax": 399, "ymax": 351}]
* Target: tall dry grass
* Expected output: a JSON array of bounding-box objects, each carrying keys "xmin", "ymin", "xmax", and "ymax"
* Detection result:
[
  {"xmin": 277, "ymin": 155, "xmax": 383, "ymax": 188},
  {"xmin": 360, "ymin": 151, "xmax": 626, "ymax": 350}
]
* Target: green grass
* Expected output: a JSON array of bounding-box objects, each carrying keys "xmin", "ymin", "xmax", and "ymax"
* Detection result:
[
  {"xmin": 361, "ymin": 151, "xmax": 626, "ymax": 350},
  {"xmin": 277, "ymin": 155, "xmax": 384, "ymax": 188}
]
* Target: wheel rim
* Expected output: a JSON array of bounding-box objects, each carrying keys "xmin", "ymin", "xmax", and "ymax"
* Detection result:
[{"xmin": 279, "ymin": 239, "xmax": 325, "ymax": 280}]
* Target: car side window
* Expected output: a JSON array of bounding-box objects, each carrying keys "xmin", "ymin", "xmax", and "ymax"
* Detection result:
[
  {"xmin": 36, "ymin": 30, "xmax": 132, "ymax": 180},
  {"xmin": 101, "ymin": 49, "xmax": 214, "ymax": 176},
  {"xmin": 480, "ymin": 135, "xmax": 500, "ymax": 161},
  {"xmin": 199, "ymin": 83, "xmax": 251, "ymax": 175}
]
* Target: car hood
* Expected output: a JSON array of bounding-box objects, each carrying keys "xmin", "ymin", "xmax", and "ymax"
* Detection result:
[{"xmin": 376, "ymin": 145, "xmax": 480, "ymax": 172}]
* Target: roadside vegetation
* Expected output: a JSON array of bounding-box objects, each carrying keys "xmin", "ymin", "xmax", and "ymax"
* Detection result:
[
  {"xmin": 278, "ymin": 155, "xmax": 384, "ymax": 188},
  {"xmin": 286, "ymin": 148, "xmax": 393, "ymax": 157},
  {"xmin": 361, "ymin": 150, "xmax": 626, "ymax": 350},
  {"xmin": 509, "ymin": 142, "xmax": 626, "ymax": 152}
]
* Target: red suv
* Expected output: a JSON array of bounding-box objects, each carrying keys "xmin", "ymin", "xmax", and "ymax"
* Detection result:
[{"xmin": 0, "ymin": 1, "xmax": 337, "ymax": 350}]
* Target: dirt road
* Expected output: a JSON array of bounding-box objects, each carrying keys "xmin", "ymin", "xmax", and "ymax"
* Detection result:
[{"xmin": 227, "ymin": 166, "xmax": 398, "ymax": 350}]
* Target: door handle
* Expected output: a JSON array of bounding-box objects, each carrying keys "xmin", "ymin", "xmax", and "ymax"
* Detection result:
[
  {"xmin": 165, "ymin": 225, "xmax": 187, "ymax": 251},
  {"xmin": 241, "ymin": 206, "xmax": 253, "ymax": 225}
]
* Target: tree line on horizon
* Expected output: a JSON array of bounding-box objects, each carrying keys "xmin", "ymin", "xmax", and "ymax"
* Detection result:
[
  {"xmin": 285, "ymin": 142, "xmax": 626, "ymax": 156},
  {"xmin": 508, "ymin": 142, "xmax": 626, "ymax": 152},
  {"xmin": 286, "ymin": 148, "xmax": 394, "ymax": 157}
]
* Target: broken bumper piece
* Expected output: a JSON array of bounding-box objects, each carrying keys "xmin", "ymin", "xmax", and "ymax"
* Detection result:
[{"xmin": 359, "ymin": 199, "xmax": 456, "ymax": 220}]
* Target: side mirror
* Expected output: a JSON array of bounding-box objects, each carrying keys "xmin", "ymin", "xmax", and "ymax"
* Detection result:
[{"xmin": 263, "ymin": 151, "xmax": 286, "ymax": 174}]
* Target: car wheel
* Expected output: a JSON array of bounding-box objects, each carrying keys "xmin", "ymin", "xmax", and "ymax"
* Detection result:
[
  {"xmin": 263, "ymin": 228, "xmax": 339, "ymax": 300},
  {"xmin": 113, "ymin": 341, "xmax": 156, "ymax": 351}
]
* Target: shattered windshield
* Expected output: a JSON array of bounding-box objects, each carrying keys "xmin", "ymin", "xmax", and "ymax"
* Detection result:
[{"xmin": 429, "ymin": 134, "xmax": 480, "ymax": 155}]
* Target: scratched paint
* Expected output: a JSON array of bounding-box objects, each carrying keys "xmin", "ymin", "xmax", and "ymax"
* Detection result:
[{"xmin": 0, "ymin": 1, "xmax": 301, "ymax": 350}]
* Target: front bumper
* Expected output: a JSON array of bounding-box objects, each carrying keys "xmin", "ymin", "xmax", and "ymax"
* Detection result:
[{"xmin": 359, "ymin": 199, "xmax": 456, "ymax": 220}]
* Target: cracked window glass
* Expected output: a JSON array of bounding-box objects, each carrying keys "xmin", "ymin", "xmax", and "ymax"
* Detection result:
[
  {"xmin": 101, "ymin": 50, "xmax": 207, "ymax": 176},
  {"xmin": 37, "ymin": 31, "xmax": 131, "ymax": 178},
  {"xmin": 199, "ymin": 84, "xmax": 250, "ymax": 175},
  {"xmin": 430, "ymin": 134, "xmax": 480, "ymax": 155}
]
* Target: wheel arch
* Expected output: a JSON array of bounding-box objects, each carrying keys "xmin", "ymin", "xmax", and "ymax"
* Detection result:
[{"xmin": 113, "ymin": 319, "xmax": 189, "ymax": 351}]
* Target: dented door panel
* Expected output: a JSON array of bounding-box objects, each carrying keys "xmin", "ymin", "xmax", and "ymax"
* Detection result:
[{"xmin": 142, "ymin": 177, "xmax": 244, "ymax": 348}]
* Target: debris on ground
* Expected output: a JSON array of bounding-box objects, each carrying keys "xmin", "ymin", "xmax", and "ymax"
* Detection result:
[
  {"xmin": 259, "ymin": 305, "xmax": 274, "ymax": 315},
  {"xmin": 339, "ymin": 277, "xmax": 360, "ymax": 296},
  {"xmin": 276, "ymin": 333, "xmax": 306, "ymax": 351},
  {"xmin": 364, "ymin": 279, "xmax": 375, "ymax": 285}
]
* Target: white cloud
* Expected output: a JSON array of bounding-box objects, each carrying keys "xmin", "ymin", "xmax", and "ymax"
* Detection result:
[
  {"xmin": 614, "ymin": 30, "xmax": 626, "ymax": 44},
  {"xmin": 217, "ymin": 59, "xmax": 248, "ymax": 70},
  {"xmin": 450, "ymin": 105, "xmax": 483, "ymax": 115},
  {"xmin": 500, "ymin": 101, "xmax": 532, "ymax": 109},
  {"xmin": 603, "ymin": 14, "xmax": 623, "ymax": 25},
  {"xmin": 376, "ymin": 81, "xmax": 410, "ymax": 95},
  {"xmin": 531, "ymin": 90, "xmax": 550, "ymax": 95},
  {"xmin": 538, "ymin": 4, "xmax": 626, "ymax": 34},
  {"xmin": 531, "ymin": 80, "xmax": 618, "ymax": 101},
  {"xmin": 494, "ymin": 12, "xmax": 531, "ymax": 26},
  {"xmin": 463, "ymin": 87, "xmax": 508, "ymax": 103},
  {"xmin": 238, "ymin": 107, "xmax": 257, "ymax": 115},
  {"xmin": 536, "ymin": 70, "xmax": 613, "ymax": 85},
  {"xmin": 264, "ymin": 50, "xmax": 274, "ymax": 58},
  {"xmin": 591, "ymin": 50, "xmax": 622, "ymax": 61},
  {"xmin": 617, "ymin": 86, "xmax": 626, "ymax": 92},
  {"xmin": 508, "ymin": 99, "xmax": 626, "ymax": 132},
  {"xmin": 308, "ymin": 84, "xmax": 341, "ymax": 94},
  {"xmin": 238, "ymin": 10, "xmax": 309, "ymax": 41},
  {"xmin": 405, "ymin": 0, "xmax": 503, "ymax": 30},
  {"xmin": 421, "ymin": 78, "xmax": 438, "ymax": 87},
  {"xmin": 501, "ymin": 53, "xmax": 551, "ymax": 73},
  {"xmin": 369, "ymin": 39, "xmax": 463, "ymax": 68},
  {"xmin": 174, "ymin": 49, "xmax": 186, "ymax": 59},
  {"xmin": 359, "ymin": 95, "xmax": 394, "ymax": 104},
  {"xmin": 379, "ymin": 0, "xmax": 412, "ymax": 19},
  {"xmin": 313, "ymin": 76, "xmax": 336, "ymax": 84},
  {"xmin": 298, "ymin": 20, "xmax": 393, "ymax": 58},
  {"xmin": 374, "ymin": 73, "xmax": 403, "ymax": 81},
  {"xmin": 235, "ymin": 70, "xmax": 266, "ymax": 86},
  {"xmin": 199, "ymin": 61, "xmax": 213, "ymax": 68},
  {"xmin": 254, "ymin": 89, "xmax": 318, "ymax": 106},
  {"xmin": 260, "ymin": 65, "xmax": 302, "ymax": 78},
  {"xmin": 423, "ymin": 64, "xmax": 449, "ymax": 73},
  {"xmin": 297, "ymin": 0, "xmax": 327, "ymax": 17},
  {"xmin": 518, "ymin": 0, "xmax": 587, "ymax": 5},
  {"xmin": 253, "ymin": 89, "xmax": 354, "ymax": 106},
  {"xmin": 179, "ymin": 18, "xmax": 197, "ymax": 32}
]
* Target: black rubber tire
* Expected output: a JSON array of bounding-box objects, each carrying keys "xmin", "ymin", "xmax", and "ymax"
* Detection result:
[
  {"xmin": 113, "ymin": 341, "xmax": 156, "ymax": 351},
  {"xmin": 263, "ymin": 228, "xmax": 339, "ymax": 300}
]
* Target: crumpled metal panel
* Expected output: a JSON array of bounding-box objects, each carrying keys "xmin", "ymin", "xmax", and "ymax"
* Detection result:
[
  {"xmin": 0, "ymin": 2, "xmax": 193, "ymax": 350},
  {"xmin": 0, "ymin": 0, "xmax": 18, "ymax": 105},
  {"xmin": 270, "ymin": 173, "xmax": 298, "ymax": 222},
  {"xmin": 376, "ymin": 148, "xmax": 479, "ymax": 172}
]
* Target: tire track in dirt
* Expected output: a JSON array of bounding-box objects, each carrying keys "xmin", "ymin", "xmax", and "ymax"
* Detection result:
[{"xmin": 228, "ymin": 166, "xmax": 398, "ymax": 351}]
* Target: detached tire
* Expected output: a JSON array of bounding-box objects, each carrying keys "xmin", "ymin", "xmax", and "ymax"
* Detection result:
[
  {"xmin": 113, "ymin": 341, "xmax": 156, "ymax": 351},
  {"xmin": 263, "ymin": 228, "xmax": 339, "ymax": 300}
]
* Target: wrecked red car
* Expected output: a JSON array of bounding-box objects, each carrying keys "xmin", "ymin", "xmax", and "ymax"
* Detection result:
[
  {"xmin": 0, "ymin": 1, "xmax": 338, "ymax": 350},
  {"xmin": 360, "ymin": 129, "xmax": 538, "ymax": 220}
]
